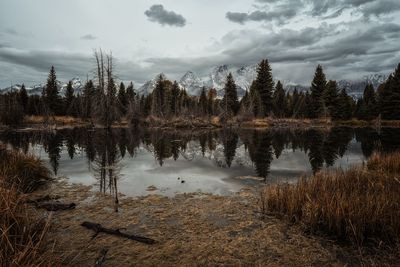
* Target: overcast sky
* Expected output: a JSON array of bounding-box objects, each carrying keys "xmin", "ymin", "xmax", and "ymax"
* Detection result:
[{"xmin": 0, "ymin": 0, "xmax": 400, "ymax": 88}]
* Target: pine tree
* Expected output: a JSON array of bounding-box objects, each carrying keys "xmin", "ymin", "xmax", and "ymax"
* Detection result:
[
  {"xmin": 379, "ymin": 64, "xmax": 400, "ymax": 120},
  {"xmin": 198, "ymin": 87, "xmax": 208, "ymax": 116},
  {"xmin": 64, "ymin": 81, "xmax": 74, "ymax": 115},
  {"xmin": 44, "ymin": 66, "xmax": 61, "ymax": 115},
  {"xmin": 118, "ymin": 82, "xmax": 127, "ymax": 114},
  {"xmin": 249, "ymin": 81, "xmax": 263, "ymax": 117},
  {"xmin": 361, "ymin": 84, "xmax": 377, "ymax": 120},
  {"xmin": 254, "ymin": 59, "xmax": 274, "ymax": 116},
  {"xmin": 170, "ymin": 81, "xmax": 180, "ymax": 116},
  {"xmin": 126, "ymin": 82, "xmax": 135, "ymax": 103},
  {"xmin": 19, "ymin": 84, "xmax": 28, "ymax": 113},
  {"xmin": 324, "ymin": 80, "xmax": 339, "ymax": 118},
  {"xmin": 273, "ymin": 80, "xmax": 286, "ymax": 118},
  {"xmin": 332, "ymin": 89, "xmax": 353, "ymax": 120},
  {"xmin": 82, "ymin": 80, "xmax": 95, "ymax": 118},
  {"xmin": 151, "ymin": 75, "xmax": 169, "ymax": 117},
  {"xmin": 309, "ymin": 65, "xmax": 327, "ymax": 118},
  {"xmin": 222, "ymin": 73, "xmax": 239, "ymax": 116},
  {"xmin": 207, "ymin": 88, "xmax": 217, "ymax": 115}
]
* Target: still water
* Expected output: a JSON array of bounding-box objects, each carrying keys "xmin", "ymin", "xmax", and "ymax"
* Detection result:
[{"xmin": 1, "ymin": 127, "xmax": 399, "ymax": 197}]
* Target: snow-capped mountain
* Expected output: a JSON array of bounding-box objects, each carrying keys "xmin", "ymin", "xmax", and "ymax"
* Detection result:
[
  {"xmin": 179, "ymin": 71, "xmax": 204, "ymax": 96},
  {"xmin": 338, "ymin": 74, "xmax": 387, "ymax": 99},
  {"xmin": 0, "ymin": 78, "xmax": 84, "ymax": 96},
  {"xmin": 138, "ymin": 73, "xmax": 168, "ymax": 95}
]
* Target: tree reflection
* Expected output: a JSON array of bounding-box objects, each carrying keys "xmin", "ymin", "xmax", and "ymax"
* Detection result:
[
  {"xmin": 2, "ymin": 125, "xmax": 400, "ymax": 189},
  {"xmin": 93, "ymin": 129, "xmax": 121, "ymax": 212}
]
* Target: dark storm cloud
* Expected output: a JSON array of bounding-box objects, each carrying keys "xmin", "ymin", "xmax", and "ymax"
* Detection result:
[
  {"xmin": 227, "ymin": 0, "xmax": 400, "ymax": 25},
  {"xmin": 144, "ymin": 4, "xmax": 186, "ymax": 27},
  {"xmin": 0, "ymin": 47, "xmax": 158, "ymax": 86},
  {"xmin": 226, "ymin": 2, "xmax": 299, "ymax": 25},
  {"xmin": 144, "ymin": 21, "xmax": 400, "ymax": 84},
  {"xmin": 81, "ymin": 34, "xmax": 97, "ymax": 40}
]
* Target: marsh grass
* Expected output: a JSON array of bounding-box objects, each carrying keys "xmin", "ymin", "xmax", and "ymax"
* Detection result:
[
  {"xmin": 261, "ymin": 152, "xmax": 400, "ymax": 247},
  {"xmin": 0, "ymin": 145, "xmax": 51, "ymax": 193},
  {"xmin": 0, "ymin": 184, "xmax": 55, "ymax": 266},
  {"xmin": 0, "ymin": 147, "xmax": 55, "ymax": 266}
]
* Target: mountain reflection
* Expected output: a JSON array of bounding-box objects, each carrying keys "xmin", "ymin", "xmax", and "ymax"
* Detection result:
[{"xmin": 1, "ymin": 126, "xmax": 400, "ymax": 197}]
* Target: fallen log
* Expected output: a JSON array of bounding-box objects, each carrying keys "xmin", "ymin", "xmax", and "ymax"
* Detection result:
[
  {"xmin": 94, "ymin": 248, "xmax": 108, "ymax": 267},
  {"xmin": 26, "ymin": 195, "xmax": 60, "ymax": 203},
  {"xmin": 81, "ymin": 221, "xmax": 156, "ymax": 245},
  {"xmin": 35, "ymin": 202, "xmax": 76, "ymax": 211}
]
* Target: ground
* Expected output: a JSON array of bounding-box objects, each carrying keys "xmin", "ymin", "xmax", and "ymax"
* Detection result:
[{"xmin": 26, "ymin": 178, "xmax": 372, "ymax": 267}]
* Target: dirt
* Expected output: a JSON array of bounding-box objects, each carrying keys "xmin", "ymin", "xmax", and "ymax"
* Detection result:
[{"xmin": 31, "ymin": 179, "xmax": 364, "ymax": 267}]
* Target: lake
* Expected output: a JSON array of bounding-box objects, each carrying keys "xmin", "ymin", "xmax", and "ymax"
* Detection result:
[{"xmin": 1, "ymin": 126, "xmax": 399, "ymax": 197}]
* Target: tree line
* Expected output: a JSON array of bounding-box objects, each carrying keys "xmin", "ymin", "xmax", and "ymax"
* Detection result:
[{"xmin": 1, "ymin": 51, "xmax": 400, "ymax": 126}]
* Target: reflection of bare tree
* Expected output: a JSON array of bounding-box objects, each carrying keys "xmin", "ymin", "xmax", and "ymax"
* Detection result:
[{"xmin": 92, "ymin": 129, "xmax": 122, "ymax": 212}]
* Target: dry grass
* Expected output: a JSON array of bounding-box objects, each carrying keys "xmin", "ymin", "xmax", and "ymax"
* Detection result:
[
  {"xmin": 0, "ymin": 145, "xmax": 51, "ymax": 193},
  {"xmin": 0, "ymin": 184, "xmax": 55, "ymax": 266},
  {"xmin": 24, "ymin": 115, "xmax": 87, "ymax": 126},
  {"xmin": 0, "ymin": 147, "xmax": 56, "ymax": 266},
  {"xmin": 261, "ymin": 152, "xmax": 400, "ymax": 247}
]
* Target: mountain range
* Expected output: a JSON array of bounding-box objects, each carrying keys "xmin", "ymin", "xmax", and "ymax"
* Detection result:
[{"xmin": 0, "ymin": 65, "xmax": 388, "ymax": 100}]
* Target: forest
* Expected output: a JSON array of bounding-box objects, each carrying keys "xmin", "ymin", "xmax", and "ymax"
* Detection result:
[{"xmin": 1, "ymin": 50, "xmax": 400, "ymax": 128}]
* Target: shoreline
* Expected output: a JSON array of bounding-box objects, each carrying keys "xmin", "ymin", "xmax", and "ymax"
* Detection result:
[{"xmin": 2, "ymin": 115, "xmax": 400, "ymax": 131}]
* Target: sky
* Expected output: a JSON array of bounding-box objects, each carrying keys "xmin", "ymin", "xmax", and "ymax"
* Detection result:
[{"xmin": 0, "ymin": 0, "xmax": 400, "ymax": 88}]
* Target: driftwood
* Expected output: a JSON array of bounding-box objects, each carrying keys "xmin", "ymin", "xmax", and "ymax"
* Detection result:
[
  {"xmin": 26, "ymin": 195, "xmax": 60, "ymax": 203},
  {"xmin": 94, "ymin": 248, "xmax": 108, "ymax": 267},
  {"xmin": 81, "ymin": 221, "xmax": 156, "ymax": 245},
  {"xmin": 35, "ymin": 202, "xmax": 76, "ymax": 211}
]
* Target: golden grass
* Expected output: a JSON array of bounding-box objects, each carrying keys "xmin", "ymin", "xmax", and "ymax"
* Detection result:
[
  {"xmin": 24, "ymin": 115, "xmax": 87, "ymax": 125},
  {"xmin": 0, "ymin": 145, "xmax": 51, "ymax": 193},
  {"xmin": 261, "ymin": 152, "xmax": 400, "ymax": 247},
  {"xmin": 0, "ymin": 184, "xmax": 55, "ymax": 266}
]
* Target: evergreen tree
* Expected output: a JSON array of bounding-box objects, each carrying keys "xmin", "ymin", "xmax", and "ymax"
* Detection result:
[
  {"xmin": 151, "ymin": 75, "xmax": 169, "ymax": 116},
  {"xmin": 323, "ymin": 80, "xmax": 339, "ymax": 118},
  {"xmin": 254, "ymin": 59, "xmax": 274, "ymax": 116},
  {"xmin": 207, "ymin": 88, "xmax": 217, "ymax": 116},
  {"xmin": 82, "ymin": 80, "xmax": 95, "ymax": 118},
  {"xmin": 332, "ymin": 89, "xmax": 353, "ymax": 120},
  {"xmin": 44, "ymin": 66, "xmax": 61, "ymax": 115},
  {"xmin": 19, "ymin": 84, "xmax": 28, "ymax": 113},
  {"xmin": 249, "ymin": 81, "xmax": 263, "ymax": 117},
  {"xmin": 379, "ymin": 64, "xmax": 400, "ymax": 120},
  {"xmin": 222, "ymin": 73, "xmax": 239, "ymax": 116},
  {"xmin": 309, "ymin": 65, "xmax": 327, "ymax": 118},
  {"xmin": 64, "ymin": 80, "xmax": 74, "ymax": 115},
  {"xmin": 126, "ymin": 82, "xmax": 135, "ymax": 103},
  {"xmin": 198, "ymin": 87, "xmax": 208, "ymax": 116},
  {"xmin": 273, "ymin": 80, "xmax": 286, "ymax": 118},
  {"xmin": 170, "ymin": 81, "xmax": 180, "ymax": 116},
  {"xmin": 118, "ymin": 82, "xmax": 127, "ymax": 114}
]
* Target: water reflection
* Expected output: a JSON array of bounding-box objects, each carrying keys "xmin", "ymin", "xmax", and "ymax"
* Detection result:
[{"xmin": 1, "ymin": 126, "xmax": 400, "ymax": 198}]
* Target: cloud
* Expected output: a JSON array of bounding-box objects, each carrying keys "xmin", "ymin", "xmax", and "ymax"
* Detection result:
[
  {"xmin": 81, "ymin": 34, "xmax": 97, "ymax": 40},
  {"xmin": 144, "ymin": 5, "xmax": 186, "ymax": 27},
  {"xmin": 226, "ymin": 2, "xmax": 300, "ymax": 25},
  {"xmin": 143, "ymin": 20, "xmax": 400, "ymax": 84}
]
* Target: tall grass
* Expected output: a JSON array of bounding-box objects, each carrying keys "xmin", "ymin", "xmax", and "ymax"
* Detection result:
[
  {"xmin": 261, "ymin": 152, "xmax": 400, "ymax": 246},
  {"xmin": 0, "ymin": 145, "xmax": 51, "ymax": 193},
  {"xmin": 0, "ymin": 184, "xmax": 54, "ymax": 266},
  {"xmin": 0, "ymin": 146, "xmax": 55, "ymax": 266}
]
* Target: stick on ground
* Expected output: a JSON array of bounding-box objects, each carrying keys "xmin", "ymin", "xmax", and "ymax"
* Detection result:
[{"xmin": 81, "ymin": 221, "xmax": 156, "ymax": 245}]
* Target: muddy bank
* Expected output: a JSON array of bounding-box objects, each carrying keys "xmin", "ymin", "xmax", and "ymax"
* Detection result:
[{"xmin": 28, "ymin": 179, "xmax": 378, "ymax": 266}]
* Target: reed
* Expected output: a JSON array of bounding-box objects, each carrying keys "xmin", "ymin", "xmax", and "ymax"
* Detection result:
[
  {"xmin": 0, "ymin": 184, "xmax": 54, "ymax": 266},
  {"xmin": 0, "ymin": 145, "xmax": 51, "ymax": 193},
  {"xmin": 261, "ymin": 152, "xmax": 400, "ymax": 246}
]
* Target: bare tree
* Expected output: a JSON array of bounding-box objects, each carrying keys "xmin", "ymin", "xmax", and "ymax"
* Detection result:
[{"xmin": 92, "ymin": 49, "xmax": 121, "ymax": 128}]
